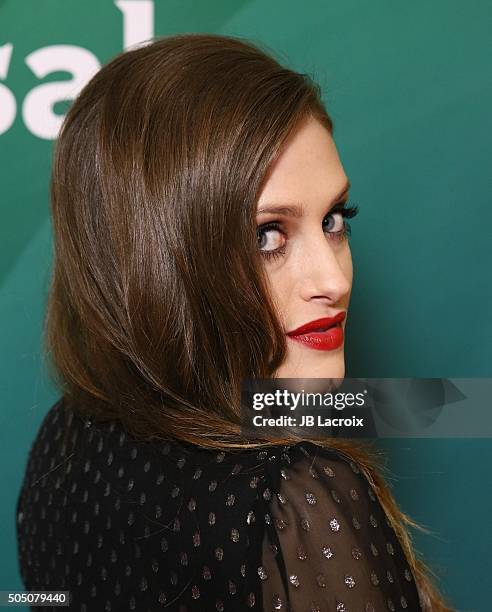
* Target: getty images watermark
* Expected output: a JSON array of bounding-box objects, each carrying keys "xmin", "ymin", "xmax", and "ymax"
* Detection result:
[
  {"xmin": 240, "ymin": 378, "xmax": 492, "ymax": 439},
  {"xmin": 250, "ymin": 385, "xmax": 366, "ymax": 427}
]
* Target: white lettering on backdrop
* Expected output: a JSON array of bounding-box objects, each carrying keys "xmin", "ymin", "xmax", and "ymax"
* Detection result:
[{"xmin": 0, "ymin": 0, "xmax": 155, "ymax": 139}]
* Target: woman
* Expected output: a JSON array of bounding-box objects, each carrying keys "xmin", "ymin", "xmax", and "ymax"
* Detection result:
[{"xmin": 16, "ymin": 33, "xmax": 454, "ymax": 611}]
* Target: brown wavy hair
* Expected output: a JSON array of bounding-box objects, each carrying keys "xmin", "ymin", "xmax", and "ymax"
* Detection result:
[{"xmin": 44, "ymin": 33, "xmax": 454, "ymax": 611}]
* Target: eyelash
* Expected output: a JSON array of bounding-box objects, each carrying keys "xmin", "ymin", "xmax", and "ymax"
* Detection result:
[{"xmin": 256, "ymin": 202, "xmax": 359, "ymax": 262}]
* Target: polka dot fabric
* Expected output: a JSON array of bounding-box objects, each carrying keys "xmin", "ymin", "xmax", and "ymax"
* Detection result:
[{"xmin": 16, "ymin": 399, "xmax": 423, "ymax": 611}]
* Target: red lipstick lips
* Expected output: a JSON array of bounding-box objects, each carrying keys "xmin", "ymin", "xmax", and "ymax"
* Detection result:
[{"xmin": 286, "ymin": 312, "xmax": 346, "ymax": 351}]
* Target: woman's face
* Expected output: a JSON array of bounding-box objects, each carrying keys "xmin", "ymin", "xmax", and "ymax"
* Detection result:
[{"xmin": 256, "ymin": 116, "xmax": 353, "ymax": 379}]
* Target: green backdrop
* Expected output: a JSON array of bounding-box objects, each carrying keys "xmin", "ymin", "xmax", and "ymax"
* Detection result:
[{"xmin": 1, "ymin": 1, "xmax": 491, "ymax": 610}]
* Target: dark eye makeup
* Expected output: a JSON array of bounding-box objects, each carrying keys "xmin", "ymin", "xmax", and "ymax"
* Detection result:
[{"xmin": 256, "ymin": 201, "xmax": 359, "ymax": 262}]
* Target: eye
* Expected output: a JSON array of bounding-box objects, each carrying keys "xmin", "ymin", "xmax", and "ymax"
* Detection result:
[
  {"xmin": 256, "ymin": 202, "xmax": 359, "ymax": 263},
  {"xmin": 256, "ymin": 222, "xmax": 287, "ymax": 260},
  {"xmin": 322, "ymin": 210, "xmax": 345, "ymax": 232}
]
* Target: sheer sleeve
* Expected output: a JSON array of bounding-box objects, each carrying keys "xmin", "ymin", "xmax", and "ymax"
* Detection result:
[{"xmin": 255, "ymin": 442, "xmax": 423, "ymax": 612}]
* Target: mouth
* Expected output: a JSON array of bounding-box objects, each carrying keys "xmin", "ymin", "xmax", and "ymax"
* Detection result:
[
  {"xmin": 286, "ymin": 315, "xmax": 346, "ymax": 352},
  {"xmin": 305, "ymin": 322, "xmax": 339, "ymax": 332},
  {"xmin": 286, "ymin": 312, "xmax": 346, "ymax": 337},
  {"xmin": 286, "ymin": 324, "xmax": 344, "ymax": 351}
]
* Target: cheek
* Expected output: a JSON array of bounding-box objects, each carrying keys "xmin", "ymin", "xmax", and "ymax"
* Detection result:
[
  {"xmin": 262, "ymin": 267, "xmax": 293, "ymax": 324},
  {"xmin": 340, "ymin": 246, "xmax": 354, "ymax": 284}
]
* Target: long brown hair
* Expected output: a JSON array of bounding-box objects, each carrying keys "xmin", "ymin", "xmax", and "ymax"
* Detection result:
[{"xmin": 44, "ymin": 33, "xmax": 454, "ymax": 611}]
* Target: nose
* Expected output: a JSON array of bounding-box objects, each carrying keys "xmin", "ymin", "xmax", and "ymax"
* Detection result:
[{"xmin": 297, "ymin": 231, "xmax": 352, "ymax": 303}]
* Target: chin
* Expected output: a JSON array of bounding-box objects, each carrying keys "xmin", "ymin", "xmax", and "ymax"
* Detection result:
[
  {"xmin": 306, "ymin": 360, "xmax": 345, "ymax": 380},
  {"xmin": 274, "ymin": 348, "xmax": 346, "ymax": 380}
]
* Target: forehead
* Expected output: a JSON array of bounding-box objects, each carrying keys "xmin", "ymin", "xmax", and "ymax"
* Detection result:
[{"xmin": 258, "ymin": 117, "xmax": 348, "ymax": 208}]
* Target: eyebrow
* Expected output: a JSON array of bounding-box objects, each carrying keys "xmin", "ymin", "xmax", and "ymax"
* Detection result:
[{"xmin": 257, "ymin": 179, "xmax": 351, "ymax": 218}]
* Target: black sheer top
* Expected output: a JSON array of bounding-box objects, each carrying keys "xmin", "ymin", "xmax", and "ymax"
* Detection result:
[{"xmin": 16, "ymin": 398, "xmax": 423, "ymax": 611}]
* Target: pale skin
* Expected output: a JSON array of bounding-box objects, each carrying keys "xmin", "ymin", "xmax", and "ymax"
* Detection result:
[{"xmin": 256, "ymin": 115, "xmax": 353, "ymax": 380}]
